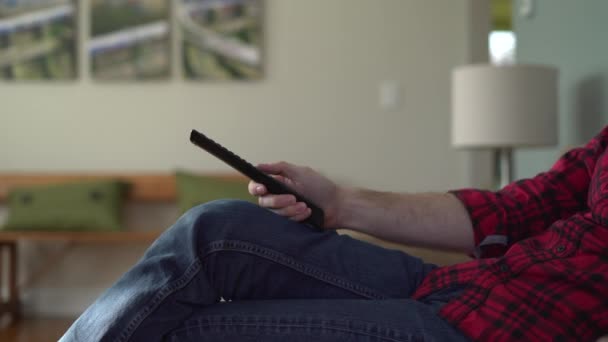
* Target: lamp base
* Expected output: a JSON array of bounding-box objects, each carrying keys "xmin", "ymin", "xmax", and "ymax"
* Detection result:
[{"xmin": 497, "ymin": 147, "xmax": 513, "ymax": 189}]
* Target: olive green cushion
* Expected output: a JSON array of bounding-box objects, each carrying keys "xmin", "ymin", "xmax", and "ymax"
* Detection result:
[
  {"xmin": 175, "ymin": 170, "xmax": 255, "ymax": 213},
  {"xmin": 3, "ymin": 180, "xmax": 127, "ymax": 231}
]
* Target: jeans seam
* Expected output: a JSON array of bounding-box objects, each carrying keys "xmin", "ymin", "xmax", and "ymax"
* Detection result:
[
  {"xmin": 172, "ymin": 321, "xmax": 412, "ymax": 342},
  {"xmin": 201, "ymin": 239, "xmax": 389, "ymax": 300},
  {"xmin": 116, "ymin": 259, "xmax": 203, "ymax": 342}
]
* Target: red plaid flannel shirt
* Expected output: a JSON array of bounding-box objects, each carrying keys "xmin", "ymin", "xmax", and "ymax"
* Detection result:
[{"xmin": 411, "ymin": 126, "xmax": 608, "ymax": 341}]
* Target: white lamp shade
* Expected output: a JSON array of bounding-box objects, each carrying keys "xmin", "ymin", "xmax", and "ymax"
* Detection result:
[{"xmin": 451, "ymin": 64, "xmax": 558, "ymax": 148}]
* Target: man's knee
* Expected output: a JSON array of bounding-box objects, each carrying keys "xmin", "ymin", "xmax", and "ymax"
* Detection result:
[
  {"xmin": 180, "ymin": 199, "xmax": 267, "ymax": 242},
  {"xmin": 185, "ymin": 199, "xmax": 262, "ymax": 222}
]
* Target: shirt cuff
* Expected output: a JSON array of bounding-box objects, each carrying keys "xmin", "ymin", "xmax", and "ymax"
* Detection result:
[{"xmin": 449, "ymin": 189, "xmax": 509, "ymax": 258}]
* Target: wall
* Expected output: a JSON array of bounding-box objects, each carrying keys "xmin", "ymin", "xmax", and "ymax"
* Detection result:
[
  {"xmin": 513, "ymin": 0, "xmax": 608, "ymax": 178},
  {"xmin": 0, "ymin": 0, "xmax": 488, "ymax": 316}
]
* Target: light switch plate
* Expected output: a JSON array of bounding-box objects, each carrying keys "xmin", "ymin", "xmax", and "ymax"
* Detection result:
[
  {"xmin": 379, "ymin": 80, "xmax": 401, "ymax": 110},
  {"xmin": 519, "ymin": 0, "xmax": 535, "ymax": 18}
]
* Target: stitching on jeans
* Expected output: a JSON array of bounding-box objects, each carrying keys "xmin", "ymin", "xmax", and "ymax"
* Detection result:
[
  {"xmin": 201, "ymin": 239, "xmax": 389, "ymax": 300},
  {"xmin": 113, "ymin": 235, "xmax": 388, "ymax": 341},
  {"xmin": 171, "ymin": 321, "xmax": 414, "ymax": 342},
  {"xmin": 116, "ymin": 259, "xmax": 203, "ymax": 342}
]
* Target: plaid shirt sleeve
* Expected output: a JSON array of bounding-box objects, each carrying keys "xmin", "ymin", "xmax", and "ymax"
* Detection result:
[{"xmin": 451, "ymin": 126, "xmax": 608, "ymax": 258}]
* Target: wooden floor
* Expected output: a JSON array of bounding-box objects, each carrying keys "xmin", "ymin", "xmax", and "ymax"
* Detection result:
[{"xmin": 0, "ymin": 317, "xmax": 75, "ymax": 342}]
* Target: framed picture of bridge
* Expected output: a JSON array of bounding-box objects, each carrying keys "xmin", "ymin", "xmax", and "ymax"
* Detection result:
[
  {"xmin": 90, "ymin": 0, "xmax": 170, "ymax": 80},
  {"xmin": 0, "ymin": 0, "xmax": 77, "ymax": 80},
  {"xmin": 179, "ymin": 0, "xmax": 264, "ymax": 80}
]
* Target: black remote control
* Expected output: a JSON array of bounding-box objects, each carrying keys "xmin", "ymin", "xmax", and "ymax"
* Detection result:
[{"xmin": 189, "ymin": 129, "xmax": 325, "ymax": 227}]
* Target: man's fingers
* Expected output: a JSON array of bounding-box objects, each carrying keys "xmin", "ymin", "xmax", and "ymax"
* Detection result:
[
  {"xmin": 257, "ymin": 161, "xmax": 292, "ymax": 175},
  {"xmin": 248, "ymin": 181, "xmax": 266, "ymax": 196},
  {"xmin": 271, "ymin": 202, "xmax": 309, "ymax": 218},
  {"xmin": 264, "ymin": 174, "xmax": 295, "ymax": 189},
  {"xmin": 249, "ymin": 176, "xmax": 293, "ymax": 197},
  {"xmin": 289, "ymin": 207, "xmax": 312, "ymax": 222},
  {"xmin": 258, "ymin": 194, "xmax": 297, "ymax": 209}
]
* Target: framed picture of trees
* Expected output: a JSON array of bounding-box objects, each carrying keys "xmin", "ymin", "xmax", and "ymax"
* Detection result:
[
  {"xmin": 179, "ymin": 0, "xmax": 263, "ymax": 80},
  {"xmin": 0, "ymin": 0, "xmax": 77, "ymax": 80},
  {"xmin": 90, "ymin": 0, "xmax": 170, "ymax": 80}
]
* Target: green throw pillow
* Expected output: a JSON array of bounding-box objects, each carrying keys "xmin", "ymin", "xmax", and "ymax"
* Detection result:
[
  {"xmin": 175, "ymin": 170, "xmax": 256, "ymax": 213},
  {"xmin": 3, "ymin": 180, "xmax": 127, "ymax": 231}
]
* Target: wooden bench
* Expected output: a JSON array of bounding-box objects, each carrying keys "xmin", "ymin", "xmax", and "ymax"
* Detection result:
[
  {"xmin": 0, "ymin": 173, "xmax": 242, "ymax": 321},
  {"xmin": 0, "ymin": 173, "xmax": 469, "ymax": 324}
]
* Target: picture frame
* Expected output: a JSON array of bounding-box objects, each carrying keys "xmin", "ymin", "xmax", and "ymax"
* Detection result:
[
  {"xmin": 89, "ymin": 0, "xmax": 171, "ymax": 81},
  {"xmin": 0, "ymin": 0, "xmax": 77, "ymax": 80},
  {"xmin": 179, "ymin": 0, "xmax": 264, "ymax": 81}
]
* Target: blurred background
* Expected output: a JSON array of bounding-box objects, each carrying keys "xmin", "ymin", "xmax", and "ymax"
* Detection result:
[{"xmin": 0, "ymin": 0, "xmax": 607, "ymax": 340}]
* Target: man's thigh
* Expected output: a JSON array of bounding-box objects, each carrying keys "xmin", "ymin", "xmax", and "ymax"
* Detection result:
[
  {"xmin": 194, "ymin": 200, "xmax": 437, "ymax": 299},
  {"xmin": 167, "ymin": 299, "xmax": 470, "ymax": 342}
]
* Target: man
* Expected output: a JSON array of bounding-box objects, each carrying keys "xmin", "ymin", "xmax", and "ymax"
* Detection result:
[{"xmin": 61, "ymin": 126, "xmax": 608, "ymax": 342}]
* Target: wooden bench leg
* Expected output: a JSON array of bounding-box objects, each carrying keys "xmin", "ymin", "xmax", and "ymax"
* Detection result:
[
  {"xmin": 0, "ymin": 244, "xmax": 3, "ymax": 314},
  {"xmin": 0, "ymin": 243, "xmax": 7, "ymax": 322},
  {"xmin": 0, "ymin": 242, "xmax": 20, "ymax": 323},
  {"xmin": 7, "ymin": 242, "xmax": 20, "ymax": 320}
]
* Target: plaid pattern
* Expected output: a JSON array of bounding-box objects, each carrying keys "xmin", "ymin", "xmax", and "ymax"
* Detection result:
[{"xmin": 411, "ymin": 126, "xmax": 608, "ymax": 341}]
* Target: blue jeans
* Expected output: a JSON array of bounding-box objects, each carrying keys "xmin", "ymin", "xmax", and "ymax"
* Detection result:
[{"xmin": 60, "ymin": 200, "xmax": 470, "ymax": 342}]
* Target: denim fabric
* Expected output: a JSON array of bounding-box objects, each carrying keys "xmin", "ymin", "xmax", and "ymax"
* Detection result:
[{"xmin": 60, "ymin": 200, "xmax": 470, "ymax": 342}]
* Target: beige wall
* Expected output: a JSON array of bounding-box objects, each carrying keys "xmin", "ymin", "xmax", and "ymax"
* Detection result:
[{"xmin": 0, "ymin": 0, "xmax": 488, "ymax": 316}]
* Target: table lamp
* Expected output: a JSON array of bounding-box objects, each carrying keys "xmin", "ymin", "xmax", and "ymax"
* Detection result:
[{"xmin": 451, "ymin": 64, "xmax": 558, "ymax": 188}]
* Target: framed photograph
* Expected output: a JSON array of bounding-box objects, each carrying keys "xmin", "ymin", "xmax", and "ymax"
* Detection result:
[
  {"xmin": 179, "ymin": 0, "xmax": 263, "ymax": 80},
  {"xmin": 90, "ymin": 0, "xmax": 170, "ymax": 80},
  {"xmin": 0, "ymin": 0, "xmax": 77, "ymax": 80}
]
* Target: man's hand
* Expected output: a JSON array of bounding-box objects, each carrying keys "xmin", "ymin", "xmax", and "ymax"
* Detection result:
[
  {"xmin": 248, "ymin": 161, "xmax": 474, "ymax": 252},
  {"xmin": 248, "ymin": 162, "xmax": 343, "ymax": 228}
]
